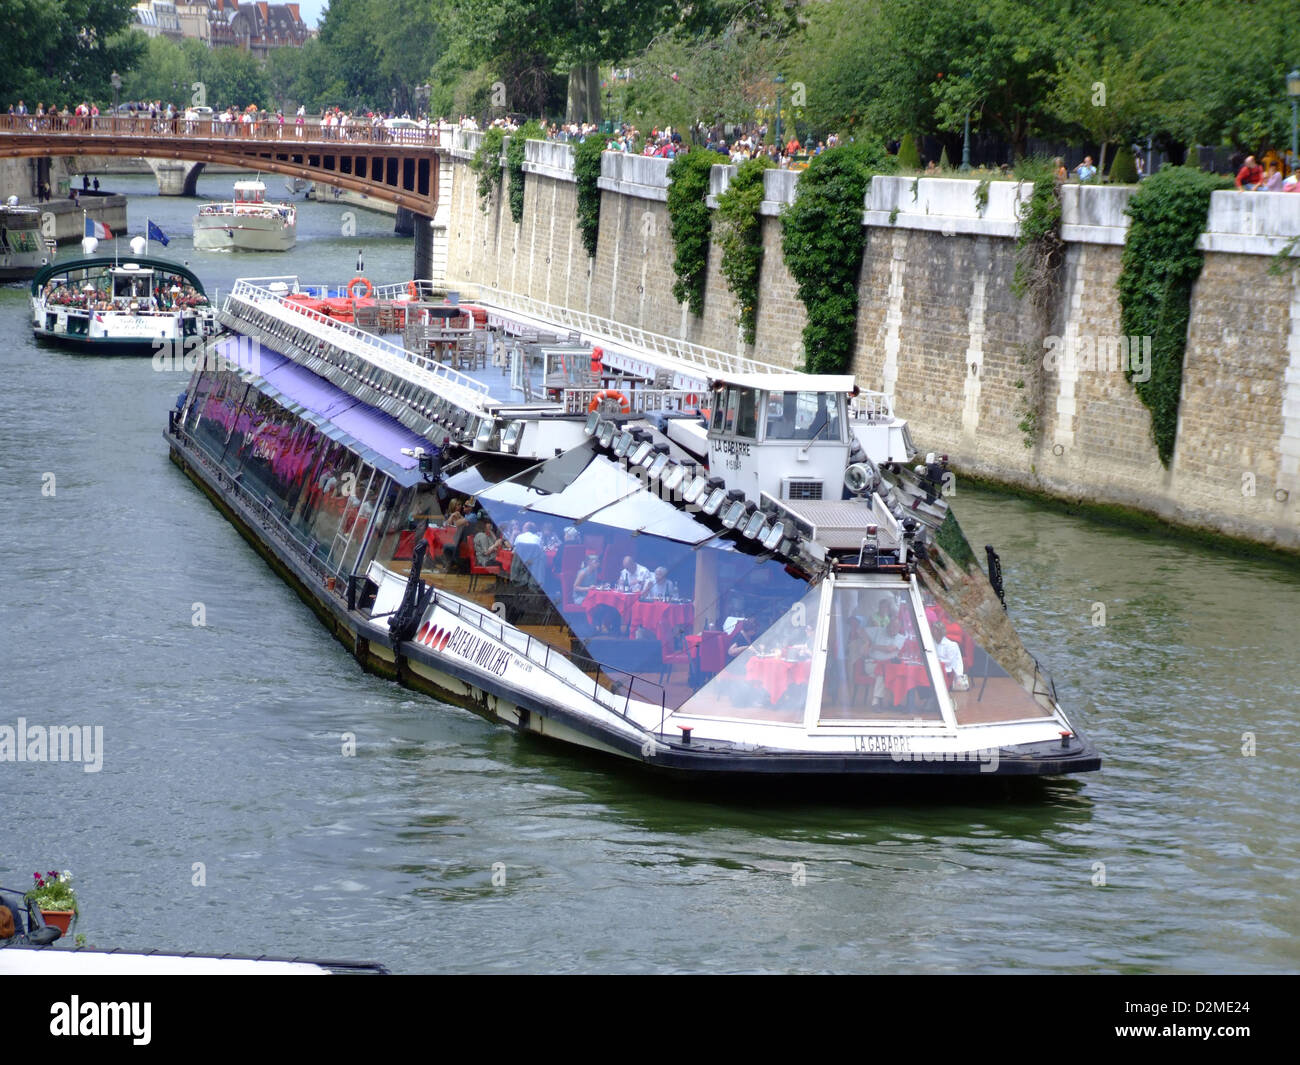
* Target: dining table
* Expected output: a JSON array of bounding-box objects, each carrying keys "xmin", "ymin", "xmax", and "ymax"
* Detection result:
[{"xmin": 745, "ymin": 654, "xmax": 812, "ymax": 703}]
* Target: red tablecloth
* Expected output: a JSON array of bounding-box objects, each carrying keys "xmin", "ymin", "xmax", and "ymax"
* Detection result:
[
  {"xmin": 627, "ymin": 600, "xmax": 694, "ymax": 643},
  {"xmin": 746, "ymin": 655, "xmax": 812, "ymax": 703},
  {"xmin": 880, "ymin": 661, "xmax": 931, "ymax": 706},
  {"xmin": 583, "ymin": 589, "xmax": 640, "ymax": 625},
  {"xmin": 424, "ymin": 526, "xmax": 458, "ymax": 555},
  {"xmin": 496, "ymin": 548, "xmax": 513, "ymax": 572}
]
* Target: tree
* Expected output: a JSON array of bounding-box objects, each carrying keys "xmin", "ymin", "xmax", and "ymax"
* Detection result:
[{"xmin": 0, "ymin": 0, "xmax": 144, "ymax": 108}]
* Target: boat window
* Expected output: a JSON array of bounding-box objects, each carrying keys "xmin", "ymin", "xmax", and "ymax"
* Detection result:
[
  {"xmin": 672, "ymin": 583, "xmax": 824, "ymax": 724},
  {"xmin": 917, "ymin": 588, "xmax": 1054, "ymax": 725},
  {"xmin": 734, "ymin": 388, "xmax": 758, "ymax": 438},
  {"xmin": 765, "ymin": 391, "xmax": 842, "ymax": 442},
  {"xmin": 818, "ymin": 583, "xmax": 943, "ymax": 723}
]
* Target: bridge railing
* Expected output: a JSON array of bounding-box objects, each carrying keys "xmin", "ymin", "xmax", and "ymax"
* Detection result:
[{"xmin": 0, "ymin": 113, "xmax": 454, "ymax": 148}]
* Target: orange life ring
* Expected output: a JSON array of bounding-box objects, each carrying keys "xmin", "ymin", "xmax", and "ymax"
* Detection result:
[
  {"xmin": 590, "ymin": 345, "xmax": 604, "ymax": 376},
  {"xmin": 347, "ymin": 276, "xmax": 373, "ymax": 300},
  {"xmin": 589, "ymin": 389, "xmax": 631, "ymax": 414},
  {"xmin": 407, "ymin": 280, "xmax": 419, "ymax": 300}
]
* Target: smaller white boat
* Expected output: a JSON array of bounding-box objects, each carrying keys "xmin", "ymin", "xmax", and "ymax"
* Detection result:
[
  {"xmin": 193, "ymin": 179, "xmax": 296, "ymax": 252},
  {"xmin": 1, "ymin": 198, "xmax": 52, "ymax": 281}
]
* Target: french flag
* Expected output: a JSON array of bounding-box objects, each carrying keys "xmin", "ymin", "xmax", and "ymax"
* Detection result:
[{"xmin": 84, "ymin": 217, "xmax": 112, "ymax": 240}]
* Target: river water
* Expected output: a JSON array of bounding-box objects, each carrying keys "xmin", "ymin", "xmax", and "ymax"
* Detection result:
[{"xmin": 1, "ymin": 174, "xmax": 1296, "ymax": 974}]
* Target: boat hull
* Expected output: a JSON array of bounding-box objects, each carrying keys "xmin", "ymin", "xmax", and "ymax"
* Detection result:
[
  {"xmin": 166, "ymin": 428, "xmax": 1102, "ymax": 782},
  {"xmin": 193, "ymin": 215, "xmax": 295, "ymax": 252}
]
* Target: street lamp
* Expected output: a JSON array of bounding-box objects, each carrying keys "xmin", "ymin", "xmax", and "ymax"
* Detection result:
[
  {"xmin": 774, "ymin": 72, "xmax": 785, "ymax": 148},
  {"xmin": 605, "ymin": 89, "xmax": 612, "ymax": 135},
  {"xmin": 111, "ymin": 70, "xmax": 121, "ymax": 114},
  {"xmin": 1288, "ymin": 68, "xmax": 1300, "ymax": 173}
]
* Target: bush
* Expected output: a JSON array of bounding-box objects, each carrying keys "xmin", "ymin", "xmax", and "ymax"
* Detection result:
[
  {"xmin": 715, "ymin": 156, "xmax": 774, "ymax": 346},
  {"xmin": 666, "ymin": 148, "xmax": 726, "ymax": 316},
  {"xmin": 939, "ymin": 146, "xmax": 951, "ymax": 171},
  {"xmin": 1011, "ymin": 156, "xmax": 1064, "ymax": 311},
  {"xmin": 1117, "ymin": 166, "xmax": 1231, "ymax": 466},
  {"xmin": 1109, "ymin": 144, "xmax": 1138, "ymax": 184},
  {"xmin": 897, "ymin": 132, "xmax": 921, "ymax": 170},
  {"xmin": 781, "ymin": 140, "xmax": 896, "ymax": 373},
  {"xmin": 574, "ymin": 135, "xmax": 604, "ymax": 258}
]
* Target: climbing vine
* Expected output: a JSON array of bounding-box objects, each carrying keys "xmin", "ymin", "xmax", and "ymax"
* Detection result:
[
  {"xmin": 666, "ymin": 148, "xmax": 726, "ymax": 316},
  {"xmin": 574, "ymin": 134, "xmax": 604, "ymax": 258},
  {"xmin": 1116, "ymin": 166, "xmax": 1230, "ymax": 466},
  {"xmin": 506, "ymin": 120, "xmax": 544, "ymax": 224},
  {"xmin": 781, "ymin": 140, "xmax": 896, "ymax": 373},
  {"xmin": 1010, "ymin": 156, "xmax": 1063, "ymax": 311},
  {"xmin": 471, "ymin": 126, "xmax": 505, "ymax": 210},
  {"xmin": 714, "ymin": 156, "xmax": 773, "ymax": 346}
]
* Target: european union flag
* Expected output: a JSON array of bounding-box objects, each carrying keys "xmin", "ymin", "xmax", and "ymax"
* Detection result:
[{"xmin": 147, "ymin": 220, "xmax": 169, "ymax": 246}]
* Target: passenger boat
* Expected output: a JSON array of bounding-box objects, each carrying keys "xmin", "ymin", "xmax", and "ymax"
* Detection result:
[
  {"xmin": 164, "ymin": 275, "xmax": 1100, "ymax": 780},
  {"xmin": 193, "ymin": 179, "xmax": 296, "ymax": 252},
  {"xmin": 30, "ymin": 251, "xmax": 218, "ymax": 353},
  {"xmin": 0, "ymin": 199, "xmax": 52, "ymax": 281}
]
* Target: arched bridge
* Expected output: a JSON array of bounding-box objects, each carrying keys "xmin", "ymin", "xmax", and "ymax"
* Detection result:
[{"xmin": 0, "ymin": 115, "xmax": 444, "ymax": 215}]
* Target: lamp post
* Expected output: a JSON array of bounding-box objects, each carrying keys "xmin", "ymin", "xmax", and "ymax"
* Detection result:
[
  {"xmin": 605, "ymin": 89, "xmax": 612, "ymax": 135},
  {"xmin": 774, "ymin": 72, "xmax": 785, "ymax": 147},
  {"xmin": 111, "ymin": 70, "xmax": 121, "ymax": 114},
  {"xmin": 960, "ymin": 110, "xmax": 972, "ymax": 172},
  {"xmin": 1288, "ymin": 68, "xmax": 1300, "ymax": 174}
]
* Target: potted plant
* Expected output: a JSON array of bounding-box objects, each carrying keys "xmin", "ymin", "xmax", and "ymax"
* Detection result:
[{"xmin": 26, "ymin": 870, "xmax": 78, "ymax": 933}]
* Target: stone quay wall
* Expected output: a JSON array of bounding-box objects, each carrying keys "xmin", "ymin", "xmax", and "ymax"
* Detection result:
[{"xmin": 443, "ymin": 132, "xmax": 1300, "ymax": 554}]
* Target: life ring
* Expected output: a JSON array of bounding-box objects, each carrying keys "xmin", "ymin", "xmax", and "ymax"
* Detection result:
[
  {"xmin": 407, "ymin": 280, "xmax": 419, "ymax": 300},
  {"xmin": 589, "ymin": 389, "xmax": 631, "ymax": 414},
  {"xmin": 685, "ymin": 393, "xmax": 699, "ymax": 408},
  {"xmin": 590, "ymin": 345, "xmax": 604, "ymax": 376},
  {"xmin": 347, "ymin": 276, "xmax": 373, "ymax": 300}
]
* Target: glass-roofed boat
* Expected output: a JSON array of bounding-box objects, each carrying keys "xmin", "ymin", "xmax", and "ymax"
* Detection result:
[{"xmin": 164, "ymin": 275, "xmax": 1100, "ymax": 780}]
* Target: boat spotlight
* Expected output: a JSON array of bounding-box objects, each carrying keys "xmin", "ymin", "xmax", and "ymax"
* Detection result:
[
  {"xmin": 742, "ymin": 510, "xmax": 767, "ymax": 539},
  {"xmin": 584, "ymin": 411, "xmax": 600, "ymax": 436},
  {"xmin": 596, "ymin": 420, "xmax": 616, "ymax": 449},
  {"xmin": 721, "ymin": 499, "xmax": 750, "ymax": 530},
  {"xmin": 701, "ymin": 485, "xmax": 728, "ymax": 516},
  {"xmin": 613, "ymin": 430, "xmax": 635, "ymax": 458},
  {"xmin": 844, "ymin": 462, "xmax": 877, "ymax": 496},
  {"xmin": 647, "ymin": 448, "xmax": 671, "ymax": 481},
  {"xmin": 501, "ymin": 420, "xmax": 523, "ymax": 453},
  {"xmin": 761, "ymin": 520, "xmax": 787, "ymax": 551},
  {"xmin": 682, "ymin": 474, "xmax": 710, "ymax": 505},
  {"xmin": 660, "ymin": 462, "xmax": 688, "ymax": 493},
  {"xmin": 630, "ymin": 439, "xmax": 654, "ymax": 466}
]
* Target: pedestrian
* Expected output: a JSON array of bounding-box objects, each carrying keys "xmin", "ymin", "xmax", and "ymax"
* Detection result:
[
  {"xmin": 1235, "ymin": 155, "xmax": 1263, "ymax": 190},
  {"xmin": 1075, "ymin": 155, "xmax": 1097, "ymax": 182}
]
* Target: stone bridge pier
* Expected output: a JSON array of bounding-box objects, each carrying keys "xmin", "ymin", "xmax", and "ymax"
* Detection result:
[{"xmin": 146, "ymin": 159, "xmax": 205, "ymax": 196}]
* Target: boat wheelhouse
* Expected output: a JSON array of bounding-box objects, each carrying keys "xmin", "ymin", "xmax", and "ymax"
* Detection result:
[
  {"xmin": 30, "ymin": 255, "xmax": 217, "ymax": 352},
  {"xmin": 193, "ymin": 180, "xmax": 297, "ymax": 252},
  {"xmin": 165, "ymin": 275, "xmax": 1100, "ymax": 780}
]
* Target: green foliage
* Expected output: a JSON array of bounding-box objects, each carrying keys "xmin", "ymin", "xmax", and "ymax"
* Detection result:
[
  {"xmin": 1011, "ymin": 156, "xmax": 1063, "ymax": 311},
  {"xmin": 506, "ymin": 119, "xmax": 544, "ymax": 224},
  {"xmin": 316, "ymin": 0, "xmax": 446, "ymax": 113},
  {"xmin": 1109, "ymin": 145, "xmax": 1138, "ymax": 184},
  {"xmin": 715, "ymin": 156, "xmax": 774, "ymax": 346},
  {"xmin": 973, "ymin": 177, "xmax": 991, "ymax": 214},
  {"xmin": 1117, "ymin": 166, "xmax": 1231, "ymax": 467},
  {"xmin": 666, "ymin": 149, "xmax": 726, "ymax": 316},
  {"xmin": 0, "ymin": 0, "xmax": 144, "ymax": 109},
  {"xmin": 939, "ymin": 146, "xmax": 951, "ymax": 171},
  {"xmin": 574, "ymin": 135, "xmax": 605, "ymax": 259},
  {"xmin": 897, "ymin": 133, "xmax": 921, "ymax": 170},
  {"xmin": 472, "ymin": 126, "xmax": 506, "ymax": 209},
  {"xmin": 781, "ymin": 140, "xmax": 897, "ymax": 373}
]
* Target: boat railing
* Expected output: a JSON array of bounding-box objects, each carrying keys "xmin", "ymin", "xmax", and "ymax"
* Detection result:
[
  {"xmin": 225, "ymin": 280, "xmax": 490, "ymax": 410},
  {"xmin": 426, "ymin": 587, "xmax": 668, "ymax": 729},
  {"xmin": 563, "ymin": 388, "xmax": 704, "ymax": 415},
  {"xmin": 849, "ymin": 390, "xmax": 894, "ymax": 421},
  {"xmin": 413, "ymin": 282, "xmax": 794, "ymax": 381}
]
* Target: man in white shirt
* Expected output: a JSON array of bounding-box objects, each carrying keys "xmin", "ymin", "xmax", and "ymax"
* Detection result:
[
  {"xmin": 931, "ymin": 622, "xmax": 966, "ymax": 686},
  {"xmin": 643, "ymin": 566, "xmax": 673, "ymax": 600},
  {"xmin": 511, "ymin": 521, "xmax": 545, "ymax": 583},
  {"xmin": 618, "ymin": 554, "xmax": 652, "ymax": 593}
]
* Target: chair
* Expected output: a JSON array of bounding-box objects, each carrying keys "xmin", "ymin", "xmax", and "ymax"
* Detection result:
[
  {"xmin": 696, "ymin": 629, "xmax": 731, "ymax": 678},
  {"xmin": 660, "ymin": 626, "xmax": 692, "ymax": 684},
  {"xmin": 468, "ymin": 555, "xmax": 504, "ymax": 592}
]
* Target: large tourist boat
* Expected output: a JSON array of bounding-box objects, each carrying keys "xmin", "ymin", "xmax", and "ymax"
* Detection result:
[
  {"xmin": 164, "ymin": 275, "xmax": 1100, "ymax": 780},
  {"xmin": 193, "ymin": 179, "xmax": 296, "ymax": 252},
  {"xmin": 1, "ymin": 199, "xmax": 51, "ymax": 281},
  {"xmin": 30, "ymin": 251, "xmax": 218, "ymax": 352}
]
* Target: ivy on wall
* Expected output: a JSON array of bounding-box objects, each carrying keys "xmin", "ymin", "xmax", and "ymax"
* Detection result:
[
  {"xmin": 505, "ymin": 120, "xmax": 544, "ymax": 225},
  {"xmin": 1116, "ymin": 166, "xmax": 1230, "ymax": 467},
  {"xmin": 715, "ymin": 156, "xmax": 773, "ymax": 346},
  {"xmin": 666, "ymin": 149, "xmax": 726, "ymax": 316},
  {"xmin": 1010, "ymin": 156, "xmax": 1063, "ymax": 311},
  {"xmin": 471, "ymin": 126, "xmax": 505, "ymax": 210},
  {"xmin": 574, "ymin": 135, "xmax": 604, "ymax": 258},
  {"xmin": 781, "ymin": 141, "xmax": 896, "ymax": 374}
]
